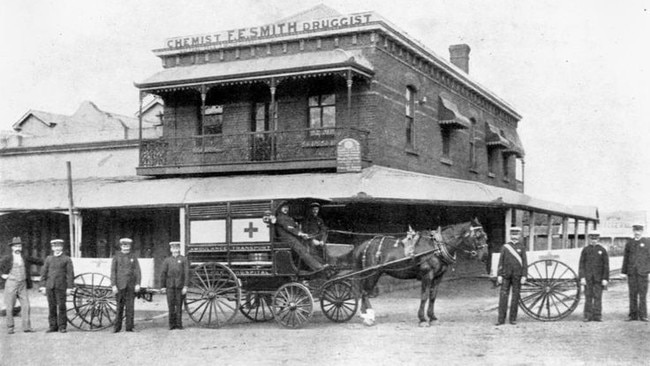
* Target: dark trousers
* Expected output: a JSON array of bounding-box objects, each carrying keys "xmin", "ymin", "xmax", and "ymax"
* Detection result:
[
  {"xmin": 286, "ymin": 237, "xmax": 323, "ymax": 271},
  {"xmin": 583, "ymin": 279, "xmax": 603, "ymax": 320},
  {"xmin": 627, "ymin": 273, "xmax": 648, "ymax": 320},
  {"xmin": 46, "ymin": 288, "xmax": 68, "ymax": 330},
  {"xmin": 498, "ymin": 276, "xmax": 521, "ymax": 323},
  {"xmin": 115, "ymin": 287, "xmax": 135, "ymax": 331},
  {"xmin": 166, "ymin": 288, "xmax": 184, "ymax": 329}
]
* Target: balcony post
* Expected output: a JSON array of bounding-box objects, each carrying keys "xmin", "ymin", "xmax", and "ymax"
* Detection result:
[
  {"xmin": 138, "ymin": 91, "xmax": 144, "ymax": 165},
  {"xmin": 200, "ymin": 85, "xmax": 207, "ymax": 160},
  {"xmin": 270, "ymin": 78, "xmax": 277, "ymax": 159},
  {"xmin": 346, "ymin": 70, "xmax": 353, "ymax": 126}
]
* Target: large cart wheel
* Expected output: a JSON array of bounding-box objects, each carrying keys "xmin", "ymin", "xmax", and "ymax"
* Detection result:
[
  {"xmin": 185, "ymin": 262, "xmax": 241, "ymax": 328},
  {"xmin": 320, "ymin": 280, "xmax": 358, "ymax": 323},
  {"xmin": 240, "ymin": 291, "xmax": 274, "ymax": 322},
  {"xmin": 271, "ymin": 283, "xmax": 313, "ymax": 328},
  {"xmin": 519, "ymin": 259, "xmax": 580, "ymax": 321},
  {"xmin": 67, "ymin": 273, "xmax": 117, "ymax": 331}
]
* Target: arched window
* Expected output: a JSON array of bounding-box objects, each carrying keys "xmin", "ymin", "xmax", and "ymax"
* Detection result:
[{"xmin": 405, "ymin": 86, "xmax": 416, "ymax": 149}]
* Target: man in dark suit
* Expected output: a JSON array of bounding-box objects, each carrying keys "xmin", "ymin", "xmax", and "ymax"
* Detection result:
[
  {"xmin": 302, "ymin": 202, "xmax": 328, "ymax": 262},
  {"xmin": 579, "ymin": 231, "xmax": 609, "ymax": 322},
  {"xmin": 274, "ymin": 201, "xmax": 329, "ymax": 274},
  {"xmin": 160, "ymin": 241, "xmax": 189, "ymax": 330},
  {"xmin": 621, "ymin": 224, "xmax": 650, "ymax": 321},
  {"xmin": 496, "ymin": 226, "xmax": 528, "ymax": 326},
  {"xmin": 110, "ymin": 238, "xmax": 141, "ymax": 332},
  {"xmin": 39, "ymin": 239, "xmax": 75, "ymax": 333},
  {"xmin": 0, "ymin": 237, "xmax": 43, "ymax": 334}
]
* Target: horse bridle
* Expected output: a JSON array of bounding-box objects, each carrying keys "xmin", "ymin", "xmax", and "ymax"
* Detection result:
[{"xmin": 421, "ymin": 225, "xmax": 487, "ymax": 258}]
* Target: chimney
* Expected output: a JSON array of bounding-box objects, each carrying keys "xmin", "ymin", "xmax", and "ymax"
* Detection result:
[{"xmin": 449, "ymin": 44, "xmax": 471, "ymax": 73}]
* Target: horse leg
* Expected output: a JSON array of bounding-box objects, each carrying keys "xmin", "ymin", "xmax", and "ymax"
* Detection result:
[
  {"xmin": 427, "ymin": 275, "xmax": 444, "ymax": 323},
  {"xmin": 418, "ymin": 273, "xmax": 433, "ymax": 327},
  {"xmin": 359, "ymin": 274, "xmax": 380, "ymax": 326}
]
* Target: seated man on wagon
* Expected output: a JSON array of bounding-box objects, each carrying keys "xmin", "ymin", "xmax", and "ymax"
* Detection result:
[
  {"xmin": 302, "ymin": 202, "xmax": 328, "ymax": 263},
  {"xmin": 273, "ymin": 201, "xmax": 330, "ymax": 275}
]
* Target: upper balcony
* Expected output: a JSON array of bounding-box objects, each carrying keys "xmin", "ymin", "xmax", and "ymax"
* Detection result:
[{"xmin": 137, "ymin": 127, "xmax": 370, "ymax": 176}]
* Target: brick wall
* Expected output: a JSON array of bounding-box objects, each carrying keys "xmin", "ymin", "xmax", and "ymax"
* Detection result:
[{"xmin": 156, "ymin": 31, "xmax": 519, "ymax": 190}]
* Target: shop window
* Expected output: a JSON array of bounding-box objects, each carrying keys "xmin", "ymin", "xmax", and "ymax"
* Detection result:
[{"xmin": 442, "ymin": 128, "xmax": 451, "ymax": 158}]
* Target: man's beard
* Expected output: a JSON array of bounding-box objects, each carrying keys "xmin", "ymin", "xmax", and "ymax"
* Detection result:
[{"xmin": 13, "ymin": 250, "xmax": 21, "ymax": 255}]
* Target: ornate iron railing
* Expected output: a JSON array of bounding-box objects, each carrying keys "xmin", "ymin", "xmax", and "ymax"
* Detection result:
[{"xmin": 139, "ymin": 127, "xmax": 370, "ymax": 168}]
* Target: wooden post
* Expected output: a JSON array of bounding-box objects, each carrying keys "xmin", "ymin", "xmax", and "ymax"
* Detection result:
[
  {"xmin": 200, "ymin": 85, "xmax": 207, "ymax": 161},
  {"xmin": 505, "ymin": 208, "xmax": 513, "ymax": 242},
  {"xmin": 546, "ymin": 214, "xmax": 553, "ymax": 251},
  {"xmin": 561, "ymin": 216, "xmax": 569, "ymax": 249},
  {"xmin": 66, "ymin": 161, "xmax": 75, "ymax": 257},
  {"xmin": 584, "ymin": 220, "xmax": 590, "ymax": 246},
  {"xmin": 528, "ymin": 211, "xmax": 536, "ymax": 251},
  {"xmin": 270, "ymin": 78, "xmax": 277, "ymax": 159},
  {"xmin": 179, "ymin": 207, "xmax": 186, "ymax": 255},
  {"xmin": 574, "ymin": 219, "xmax": 580, "ymax": 248},
  {"xmin": 346, "ymin": 70, "xmax": 353, "ymax": 126}
]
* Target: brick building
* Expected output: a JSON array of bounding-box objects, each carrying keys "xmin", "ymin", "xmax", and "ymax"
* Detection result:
[{"xmin": 0, "ymin": 5, "xmax": 598, "ymax": 284}]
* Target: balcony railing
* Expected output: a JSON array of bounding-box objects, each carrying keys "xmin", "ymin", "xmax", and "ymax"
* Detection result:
[{"xmin": 139, "ymin": 127, "xmax": 370, "ymax": 170}]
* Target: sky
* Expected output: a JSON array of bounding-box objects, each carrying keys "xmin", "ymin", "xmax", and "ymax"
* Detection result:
[{"xmin": 0, "ymin": 0, "xmax": 649, "ymax": 212}]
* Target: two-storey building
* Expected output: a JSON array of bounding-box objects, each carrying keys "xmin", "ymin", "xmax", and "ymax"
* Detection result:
[{"xmin": 0, "ymin": 5, "xmax": 598, "ymax": 282}]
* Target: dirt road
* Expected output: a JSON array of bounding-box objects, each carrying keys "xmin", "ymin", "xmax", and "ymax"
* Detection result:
[{"xmin": 1, "ymin": 277, "xmax": 648, "ymax": 366}]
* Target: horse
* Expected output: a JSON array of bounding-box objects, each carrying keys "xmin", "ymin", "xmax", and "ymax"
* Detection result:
[{"xmin": 353, "ymin": 219, "xmax": 489, "ymax": 327}]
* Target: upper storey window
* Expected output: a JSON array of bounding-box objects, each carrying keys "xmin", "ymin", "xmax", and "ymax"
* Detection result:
[
  {"xmin": 201, "ymin": 105, "xmax": 223, "ymax": 135},
  {"xmin": 405, "ymin": 87, "xmax": 416, "ymax": 149},
  {"xmin": 309, "ymin": 94, "xmax": 336, "ymax": 136}
]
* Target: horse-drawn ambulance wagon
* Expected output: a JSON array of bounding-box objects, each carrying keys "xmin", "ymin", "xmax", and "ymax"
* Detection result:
[{"xmin": 65, "ymin": 198, "xmax": 489, "ymax": 330}]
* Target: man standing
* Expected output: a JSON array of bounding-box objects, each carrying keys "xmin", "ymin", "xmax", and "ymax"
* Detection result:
[
  {"xmin": 496, "ymin": 227, "xmax": 528, "ymax": 326},
  {"xmin": 578, "ymin": 231, "xmax": 609, "ymax": 322},
  {"xmin": 0, "ymin": 237, "xmax": 43, "ymax": 334},
  {"xmin": 39, "ymin": 239, "xmax": 75, "ymax": 333},
  {"xmin": 621, "ymin": 224, "xmax": 650, "ymax": 321},
  {"xmin": 274, "ymin": 201, "xmax": 329, "ymax": 274},
  {"xmin": 302, "ymin": 202, "xmax": 328, "ymax": 262},
  {"xmin": 160, "ymin": 241, "xmax": 189, "ymax": 330},
  {"xmin": 110, "ymin": 238, "xmax": 141, "ymax": 332}
]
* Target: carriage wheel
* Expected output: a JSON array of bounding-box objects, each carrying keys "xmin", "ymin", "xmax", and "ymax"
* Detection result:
[
  {"xmin": 185, "ymin": 262, "xmax": 241, "ymax": 328},
  {"xmin": 272, "ymin": 283, "xmax": 313, "ymax": 328},
  {"xmin": 67, "ymin": 273, "xmax": 117, "ymax": 331},
  {"xmin": 519, "ymin": 259, "xmax": 580, "ymax": 321},
  {"xmin": 320, "ymin": 281, "xmax": 358, "ymax": 323},
  {"xmin": 240, "ymin": 291, "xmax": 274, "ymax": 322}
]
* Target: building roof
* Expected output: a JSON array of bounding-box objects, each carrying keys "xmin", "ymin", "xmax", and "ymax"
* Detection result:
[
  {"xmin": 0, "ymin": 166, "xmax": 597, "ymax": 220},
  {"xmin": 150, "ymin": 5, "xmax": 521, "ymax": 121},
  {"xmin": 136, "ymin": 49, "xmax": 374, "ymax": 90}
]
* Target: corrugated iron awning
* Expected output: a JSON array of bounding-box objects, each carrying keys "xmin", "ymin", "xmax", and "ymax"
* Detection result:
[
  {"xmin": 0, "ymin": 167, "xmax": 596, "ymax": 220},
  {"xmin": 501, "ymin": 129, "xmax": 525, "ymax": 157},
  {"xmin": 438, "ymin": 96, "xmax": 471, "ymax": 129},
  {"xmin": 485, "ymin": 123, "xmax": 510, "ymax": 149},
  {"xmin": 135, "ymin": 49, "xmax": 374, "ymax": 90}
]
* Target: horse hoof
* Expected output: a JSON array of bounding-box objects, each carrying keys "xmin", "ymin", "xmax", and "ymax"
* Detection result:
[{"xmin": 419, "ymin": 322, "xmax": 430, "ymax": 328}]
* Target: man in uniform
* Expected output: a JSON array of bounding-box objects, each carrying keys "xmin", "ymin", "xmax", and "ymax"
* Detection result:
[
  {"xmin": 496, "ymin": 226, "xmax": 528, "ymax": 326},
  {"xmin": 274, "ymin": 201, "xmax": 329, "ymax": 274},
  {"xmin": 578, "ymin": 231, "xmax": 609, "ymax": 322},
  {"xmin": 621, "ymin": 224, "xmax": 650, "ymax": 321},
  {"xmin": 302, "ymin": 202, "xmax": 328, "ymax": 263},
  {"xmin": 160, "ymin": 241, "xmax": 189, "ymax": 330},
  {"xmin": 110, "ymin": 238, "xmax": 141, "ymax": 332},
  {"xmin": 0, "ymin": 237, "xmax": 43, "ymax": 334},
  {"xmin": 39, "ymin": 239, "xmax": 75, "ymax": 333}
]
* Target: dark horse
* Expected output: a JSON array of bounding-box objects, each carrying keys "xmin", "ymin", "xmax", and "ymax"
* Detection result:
[{"xmin": 353, "ymin": 220, "xmax": 489, "ymax": 327}]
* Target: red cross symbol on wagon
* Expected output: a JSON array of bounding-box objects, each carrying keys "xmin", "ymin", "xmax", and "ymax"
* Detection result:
[{"xmin": 244, "ymin": 222, "xmax": 259, "ymax": 238}]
